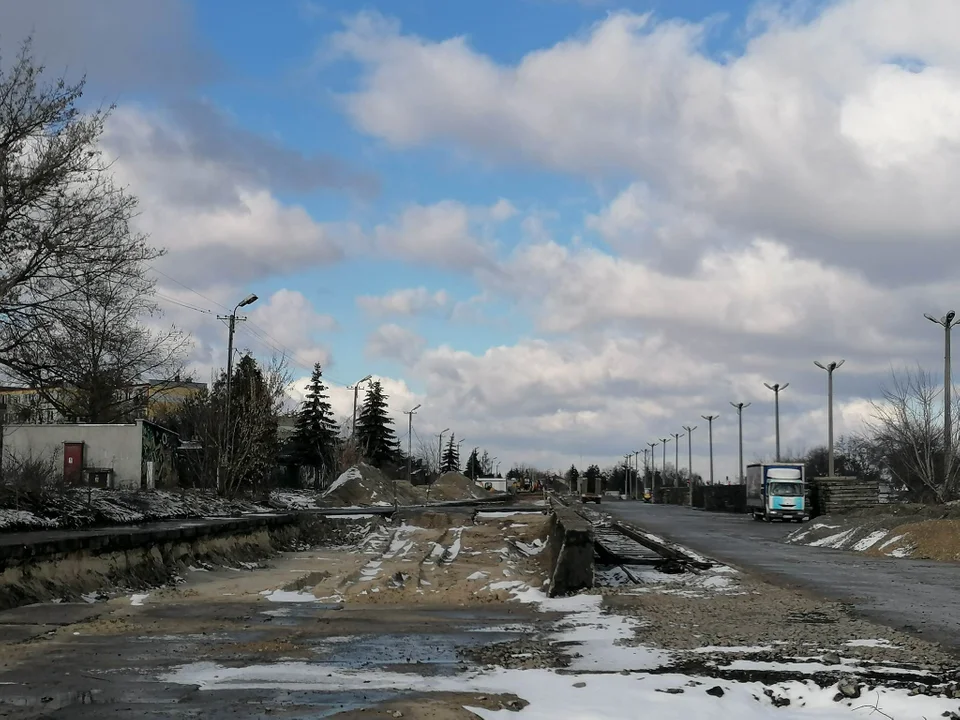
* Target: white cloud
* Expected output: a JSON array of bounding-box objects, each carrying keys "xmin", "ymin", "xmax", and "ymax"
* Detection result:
[
  {"xmin": 356, "ymin": 287, "xmax": 450, "ymax": 317},
  {"xmin": 103, "ymin": 106, "xmax": 355, "ymax": 287},
  {"xmin": 333, "ymin": 3, "xmax": 960, "ymax": 262},
  {"xmin": 365, "ymin": 324, "xmax": 428, "ymax": 365},
  {"xmin": 371, "ymin": 198, "xmax": 510, "ymax": 271}
]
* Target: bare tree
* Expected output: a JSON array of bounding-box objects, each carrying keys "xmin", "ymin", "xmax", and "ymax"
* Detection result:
[
  {"xmin": 159, "ymin": 354, "xmax": 291, "ymax": 497},
  {"xmin": 1, "ymin": 40, "xmax": 160, "ymax": 387},
  {"xmin": 7, "ymin": 273, "xmax": 189, "ymax": 422},
  {"xmin": 863, "ymin": 366, "xmax": 960, "ymax": 502}
]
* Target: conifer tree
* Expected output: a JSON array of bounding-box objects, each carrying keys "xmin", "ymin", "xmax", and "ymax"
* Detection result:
[
  {"xmin": 465, "ymin": 447, "xmax": 483, "ymax": 479},
  {"xmin": 356, "ymin": 380, "xmax": 399, "ymax": 467},
  {"xmin": 291, "ymin": 363, "xmax": 339, "ymax": 489},
  {"xmin": 441, "ymin": 433, "xmax": 460, "ymax": 473}
]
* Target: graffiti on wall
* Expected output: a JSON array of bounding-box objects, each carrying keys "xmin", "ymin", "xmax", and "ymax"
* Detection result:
[{"xmin": 141, "ymin": 421, "xmax": 180, "ymax": 489}]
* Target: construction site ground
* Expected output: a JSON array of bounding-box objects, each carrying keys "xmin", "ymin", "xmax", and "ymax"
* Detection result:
[{"xmin": 0, "ymin": 506, "xmax": 958, "ymax": 718}]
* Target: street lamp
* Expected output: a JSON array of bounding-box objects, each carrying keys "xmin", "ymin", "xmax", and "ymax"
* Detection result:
[
  {"xmin": 925, "ymin": 311, "xmax": 960, "ymax": 487},
  {"xmin": 648, "ymin": 441, "xmax": 659, "ymax": 474},
  {"xmin": 219, "ymin": 293, "xmax": 258, "ymax": 492},
  {"xmin": 401, "ymin": 404, "xmax": 421, "ymax": 511},
  {"xmin": 682, "ymin": 425, "xmax": 697, "ymax": 480},
  {"xmin": 814, "ymin": 360, "xmax": 845, "ymax": 477},
  {"xmin": 633, "ymin": 450, "xmax": 641, "ymax": 499},
  {"xmin": 671, "ymin": 431, "xmax": 683, "ymax": 484},
  {"xmin": 351, "ymin": 375, "xmax": 373, "ymax": 440},
  {"xmin": 763, "ymin": 382, "xmax": 789, "ymax": 462},
  {"xmin": 730, "ymin": 402, "xmax": 751, "ymax": 483},
  {"xmin": 660, "ymin": 437, "xmax": 670, "ymax": 477},
  {"xmin": 701, "ymin": 415, "xmax": 719, "ymax": 484}
]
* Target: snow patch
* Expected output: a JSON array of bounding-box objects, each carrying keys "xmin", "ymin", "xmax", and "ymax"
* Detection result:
[
  {"xmin": 323, "ymin": 467, "xmax": 362, "ymax": 497},
  {"xmin": 852, "ymin": 530, "xmax": 889, "ymax": 552},
  {"xmin": 259, "ymin": 590, "xmax": 318, "ymax": 603}
]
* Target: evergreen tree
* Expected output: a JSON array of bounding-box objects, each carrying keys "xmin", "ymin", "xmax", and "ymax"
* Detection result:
[
  {"xmin": 355, "ymin": 380, "xmax": 399, "ymax": 467},
  {"xmin": 480, "ymin": 450, "xmax": 492, "ymax": 476},
  {"xmin": 441, "ymin": 433, "xmax": 460, "ymax": 473},
  {"xmin": 564, "ymin": 464, "xmax": 580, "ymax": 489},
  {"xmin": 222, "ymin": 354, "xmax": 279, "ymax": 494},
  {"xmin": 291, "ymin": 363, "xmax": 339, "ymax": 489},
  {"xmin": 465, "ymin": 447, "xmax": 483, "ymax": 479}
]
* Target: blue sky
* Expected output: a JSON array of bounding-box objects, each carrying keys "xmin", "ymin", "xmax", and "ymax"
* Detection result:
[{"xmin": 7, "ymin": 0, "xmax": 958, "ymax": 474}]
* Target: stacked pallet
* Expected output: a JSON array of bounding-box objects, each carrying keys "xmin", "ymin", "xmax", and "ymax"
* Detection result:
[{"xmin": 814, "ymin": 476, "xmax": 880, "ymax": 514}]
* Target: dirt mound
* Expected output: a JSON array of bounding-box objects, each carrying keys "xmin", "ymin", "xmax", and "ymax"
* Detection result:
[
  {"xmin": 429, "ymin": 472, "xmax": 495, "ymax": 502},
  {"xmin": 787, "ymin": 512, "xmax": 960, "ymax": 562},
  {"xmin": 322, "ymin": 463, "xmax": 426, "ymax": 507}
]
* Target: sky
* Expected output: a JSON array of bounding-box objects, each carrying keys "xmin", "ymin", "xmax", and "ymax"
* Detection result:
[{"xmin": 5, "ymin": 0, "xmax": 960, "ymax": 479}]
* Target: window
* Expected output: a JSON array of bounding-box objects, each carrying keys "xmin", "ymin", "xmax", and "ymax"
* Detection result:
[{"xmin": 769, "ymin": 481, "xmax": 803, "ymax": 497}]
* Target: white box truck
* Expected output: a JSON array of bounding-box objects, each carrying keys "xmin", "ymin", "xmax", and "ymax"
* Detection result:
[{"xmin": 746, "ymin": 463, "xmax": 809, "ymax": 522}]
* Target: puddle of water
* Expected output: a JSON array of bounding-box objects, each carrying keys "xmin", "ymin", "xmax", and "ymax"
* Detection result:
[{"xmin": 309, "ymin": 631, "xmax": 522, "ymax": 674}]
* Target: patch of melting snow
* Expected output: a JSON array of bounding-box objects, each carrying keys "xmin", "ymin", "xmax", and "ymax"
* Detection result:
[
  {"xmin": 337, "ymin": 513, "xmax": 375, "ymax": 520},
  {"xmin": 440, "ymin": 528, "xmax": 465, "ymax": 564},
  {"xmin": 845, "ymin": 639, "xmax": 899, "ymax": 648},
  {"xmin": 694, "ymin": 645, "xmax": 773, "ymax": 654},
  {"xmin": 467, "ymin": 571, "xmax": 489, "ymax": 581},
  {"xmin": 162, "ymin": 662, "xmax": 953, "ymax": 718},
  {"xmin": 478, "ymin": 511, "xmax": 543, "ymax": 518},
  {"xmin": 515, "ymin": 539, "xmax": 545, "ymax": 556},
  {"xmin": 808, "ymin": 528, "xmax": 857, "ymax": 549},
  {"xmin": 888, "ymin": 546, "xmax": 915, "ymax": 558},
  {"xmin": 852, "ymin": 530, "xmax": 889, "ymax": 552},
  {"xmin": 259, "ymin": 590, "xmax": 319, "ymax": 603},
  {"xmin": 726, "ymin": 658, "xmax": 929, "ymax": 677},
  {"xmin": 130, "ymin": 593, "xmax": 150, "ymax": 606}
]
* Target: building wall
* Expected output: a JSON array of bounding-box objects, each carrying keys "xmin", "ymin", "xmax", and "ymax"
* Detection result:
[
  {"xmin": 2, "ymin": 423, "xmax": 144, "ymax": 488},
  {"xmin": 140, "ymin": 420, "xmax": 180, "ymax": 489}
]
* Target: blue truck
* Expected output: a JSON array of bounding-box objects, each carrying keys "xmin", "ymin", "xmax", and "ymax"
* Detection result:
[{"xmin": 745, "ymin": 463, "xmax": 809, "ymax": 522}]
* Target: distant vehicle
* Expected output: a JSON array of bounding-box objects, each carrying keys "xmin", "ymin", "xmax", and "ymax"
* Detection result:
[
  {"xmin": 642, "ymin": 489, "xmax": 652, "ymax": 503},
  {"xmin": 746, "ymin": 463, "xmax": 808, "ymax": 522},
  {"xmin": 580, "ymin": 474, "xmax": 602, "ymax": 504}
]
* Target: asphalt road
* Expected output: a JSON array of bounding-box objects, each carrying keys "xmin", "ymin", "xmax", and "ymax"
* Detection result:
[{"xmin": 607, "ymin": 502, "xmax": 960, "ymax": 651}]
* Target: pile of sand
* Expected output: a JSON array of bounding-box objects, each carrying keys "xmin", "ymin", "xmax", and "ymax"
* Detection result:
[
  {"xmin": 428, "ymin": 472, "xmax": 497, "ymax": 502},
  {"xmin": 322, "ymin": 463, "xmax": 426, "ymax": 508}
]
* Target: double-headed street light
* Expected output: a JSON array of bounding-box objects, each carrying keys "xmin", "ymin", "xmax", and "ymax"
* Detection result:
[
  {"xmin": 763, "ymin": 382, "xmax": 789, "ymax": 462},
  {"xmin": 729, "ymin": 402, "xmax": 751, "ymax": 483},
  {"xmin": 925, "ymin": 310, "xmax": 960, "ymax": 488},
  {"xmin": 814, "ymin": 360, "xmax": 845, "ymax": 477},
  {"xmin": 701, "ymin": 414, "xmax": 719, "ymax": 484}
]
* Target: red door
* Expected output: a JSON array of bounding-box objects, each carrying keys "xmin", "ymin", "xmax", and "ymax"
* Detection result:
[{"xmin": 64, "ymin": 442, "xmax": 84, "ymax": 485}]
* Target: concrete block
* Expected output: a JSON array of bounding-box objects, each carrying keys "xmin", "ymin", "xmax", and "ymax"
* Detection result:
[{"xmin": 547, "ymin": 508, "xmax": 594, "ymax": 597}]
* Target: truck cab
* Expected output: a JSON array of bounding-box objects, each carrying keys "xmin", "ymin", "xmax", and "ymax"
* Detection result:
[{"xmin": 746, "ymin": 463, "xmax": 809, "ymax": 522}]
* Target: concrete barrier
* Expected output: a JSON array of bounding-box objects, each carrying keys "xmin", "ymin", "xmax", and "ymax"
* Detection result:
[{"xmin": 547, "ymin": 507, "xmax": 594, "ymax": 597}]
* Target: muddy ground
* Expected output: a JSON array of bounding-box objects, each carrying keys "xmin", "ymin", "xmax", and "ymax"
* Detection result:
[{"xmin": 0, "ymin": 507, "xmax": 957, "ymax": 718}]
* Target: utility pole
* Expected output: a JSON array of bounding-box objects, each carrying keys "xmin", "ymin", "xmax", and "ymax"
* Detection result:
[
  {"xmin": 351, "ymin": 375, "xmax": 373, "ymax": 439},
  {"xmin": 623, "ymin": 453, "xmax": 631, "ymax": 497},
  {"xmin": 814, "ymin": 360, "xmax": 845, "ymax": 477},
  {"xmin": 217, "ymin": 293, "xmax": 258, "ymax": 493},
  {"xmin": 633, "ymin": 450, "xmax": 640, "ymax": 499},
  {"xmin": 671, "ymin": 431, "xmax": 682, "ymax": 484},
  {"xmin": 925, "ymin": 311, "xmax": 960, "ymax": 490},
  {"xmin": 660, "ymin": 437, "xmax": 670, "ymax": 477},
  {"xmin": 648, "ymin": 441, "xmax": 658, "ymax": 474},
  {"xmin": 682, "ymin": 425, "xmax": 696, "ymax": 480},
  {"xmin": 401, "ymin": 405, "xmax": 420, "ymax": 512},
  {"xmin": 701, "ymin": 415, "xmax": 719, "ymax": 484},
  {"xmin": 729, "ymin": 402, "xmax": 751, "ymax": 483},
  {"xmin": 763, "ymin": 382, "xmax": 789, "ymax": 462}
]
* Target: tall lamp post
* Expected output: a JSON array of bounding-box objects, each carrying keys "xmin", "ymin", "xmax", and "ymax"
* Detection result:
[
  {"xmin": 814, "ymin": 360, "xmax": 845, "ymax": 477},
  {"xmin": 730, "ymin": 402, "xmax": 751, "ymax": 483},
  {"xmin": 436, "ymin": 428, "xmax": 450, "ymax": 474},
  {"xmin": 671, "ymin": 431, "xmax": 683, "ymax": 484},
  {"xmin": 763, "ymin": 382, "xmax": 789, "ymax": 462},
  {"xmin": 648, "ymin": 442, "xmax": 658, "ymax": 474},
  {"xmin": 682, "ymin": 425, "xmax": 697, "ymax": 506},
  {"xmin": 633, "ymin": 450, "xmax": 641, "ymax": 499},
  {"xmin": 701, "ymin": 415, "xmax": 719, "ymax": 485},
  {"xmin": 351, "ymin": 375, "xmax": 373, "ymax": 439},
  {"xmin": 660, "ymin": 437, "xmax": 670, "ymax": 479},
  {"xmin": 402, "ymin": 404, "xmax": 421, "ymax": 511},
  {"xmin": 925, "ymin": 311, "xmax": 960, "ymax": 487},
  {"xmin": 218, "ymin": 292, "xmax": 258, "ymax": 492}
]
